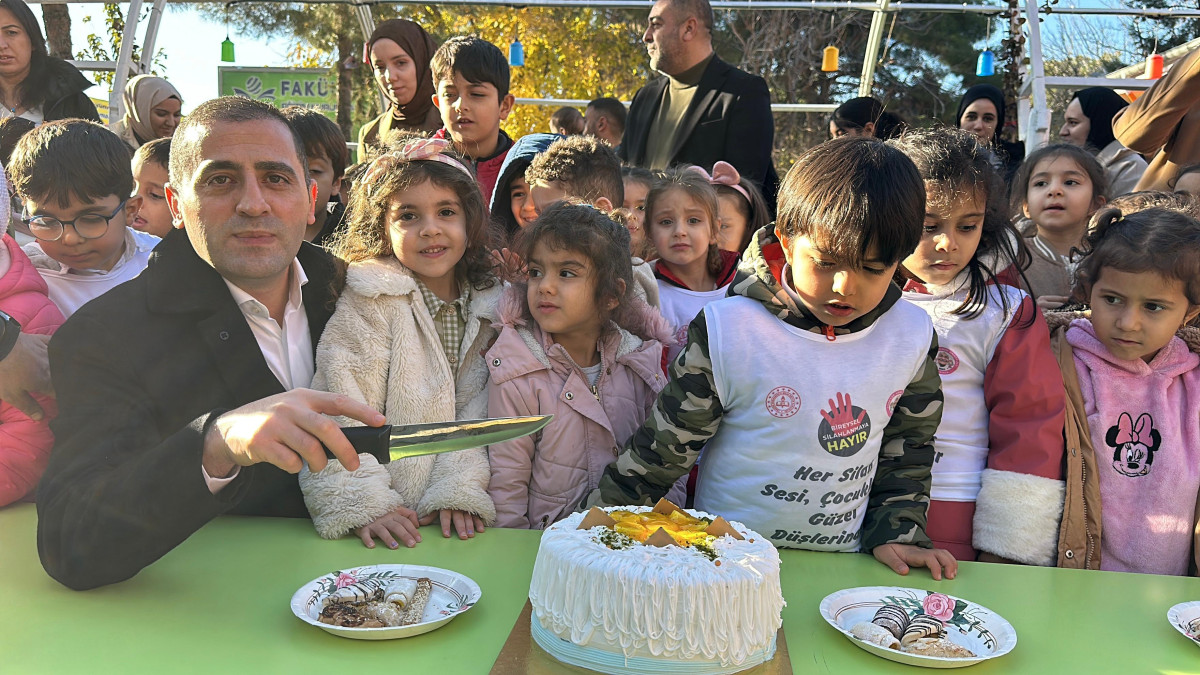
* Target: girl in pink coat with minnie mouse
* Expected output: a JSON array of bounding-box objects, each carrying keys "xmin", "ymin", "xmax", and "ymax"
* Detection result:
[{"xmin": 1053, "ymin": 205, "xmax": 1200, "ymax": 575}]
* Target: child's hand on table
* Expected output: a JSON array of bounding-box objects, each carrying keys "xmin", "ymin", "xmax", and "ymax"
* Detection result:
[
  {"xmin": 873, "ymin": 543, "xmax": 958, "ymax": 580},
  {"xmin": 420, "ymin": 509, "xmax": 487, "ymax": 540},
  {"xmin": 357, "ymin": 506, "xmax": 422, "ymax": 549}
]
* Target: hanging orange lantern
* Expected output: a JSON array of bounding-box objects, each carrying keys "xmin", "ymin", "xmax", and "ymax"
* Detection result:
[
  {"xmin": 822, "ymin": 46, "xmax": 839, "ymax": 72},
  {"xmin": 1145, "ymin": 53, "xmax": 1164, "ymax": 79}
]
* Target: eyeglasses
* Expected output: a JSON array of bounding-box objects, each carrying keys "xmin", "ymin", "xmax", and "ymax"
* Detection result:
[{"xmin": 21, "ymin": 200, "xmax": 128, "ymax": 242}]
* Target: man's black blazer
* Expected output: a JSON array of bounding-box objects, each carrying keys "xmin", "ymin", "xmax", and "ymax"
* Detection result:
[
  {"xmin": 36, "ymin": 229, "xmax": 340, "ymax": 590},
  {"xmin": 620, "ymin": 54, "xmax": 778, "ymax": 207}
]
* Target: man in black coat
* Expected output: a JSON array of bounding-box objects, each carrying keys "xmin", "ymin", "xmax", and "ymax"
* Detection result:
[
  {"xmin": 36, "ymin": 97, "xmax": 385, "ymax": 590},
  {"xmin": 620, "ymin": 0, "xmax": 777, "ymax": 206}
]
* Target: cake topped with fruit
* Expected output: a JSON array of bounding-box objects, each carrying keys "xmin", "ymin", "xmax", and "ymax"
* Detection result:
[{"xmin": 528, "ymin": 499, "xmax": 785, "ymax": 674}]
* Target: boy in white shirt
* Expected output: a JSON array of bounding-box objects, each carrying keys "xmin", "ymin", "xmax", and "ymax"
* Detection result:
[{"xmin": 10, "ymin": 119, "xmax": 157, "ymax": 317}]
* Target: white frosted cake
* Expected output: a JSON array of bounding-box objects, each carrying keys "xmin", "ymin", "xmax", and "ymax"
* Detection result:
[{"xmin": 528, "ymin": 504, "xmax": 785, "ymax": 674}]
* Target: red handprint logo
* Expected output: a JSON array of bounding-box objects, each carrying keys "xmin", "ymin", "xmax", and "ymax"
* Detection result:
[
  {"xmin": 817, "ymin": 391, "xmax": 872, "ymax": 457},
  {"xmin": 821, "ymin": 392, "xmax": 865, "ymax": 435}
]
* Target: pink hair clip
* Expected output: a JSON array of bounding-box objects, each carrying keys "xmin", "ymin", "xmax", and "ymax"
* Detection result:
[
  {"xmin": 687, "ymin": 161, "xmax": 751, "ymax": 203},
  {"xmin": 362, "ymin": 137, "xmax": 475, "ymax": 187}
]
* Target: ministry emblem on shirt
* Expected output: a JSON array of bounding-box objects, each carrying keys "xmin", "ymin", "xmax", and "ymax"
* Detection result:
[
  {"xmin": 765, "ymin": 386, "xmax": 801, "ymax": 418},
  {"xmin": 935, "ymin": 347, "xmax": 960, "ymax": 374}
]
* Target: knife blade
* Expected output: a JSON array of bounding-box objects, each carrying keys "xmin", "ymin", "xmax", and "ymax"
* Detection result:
[{"xmin": 324, "ymin": 415, "xmax": 552, "ymax": 465}]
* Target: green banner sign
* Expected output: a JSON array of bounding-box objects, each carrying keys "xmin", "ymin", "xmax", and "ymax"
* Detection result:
[{"xmin": 218, "ymin": 67, "xmax": 336, "ymax": 120}]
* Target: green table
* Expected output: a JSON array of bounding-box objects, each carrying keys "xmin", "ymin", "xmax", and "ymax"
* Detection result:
[{"xmin": 2, "ymin": 503, "xmax": 1199, "ymax": 673}]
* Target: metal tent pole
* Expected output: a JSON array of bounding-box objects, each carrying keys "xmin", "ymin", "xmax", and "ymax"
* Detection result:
[
  {"xmin": 858, "ymin": 0, "xmax": 891, "ymax": 97},
  {"xmin": 1022, "ymin": 0, "xmax": 1049, "ymax": 153},
  {"xmin": 109, "ymin": 0, "xmax": 144, "ymax": 123},
  {"xmin": 354, "ymin": 4, "xmax": 387, "ymax": 111},
  {"xmin": 139, "ymin": 0, "xmax": 170, "ymax": 74}
]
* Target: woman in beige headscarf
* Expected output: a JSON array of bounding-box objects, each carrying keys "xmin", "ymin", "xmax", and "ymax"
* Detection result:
[{"xmin": 111, "ymin": 75, "xmax": 182, "ymax": 150}]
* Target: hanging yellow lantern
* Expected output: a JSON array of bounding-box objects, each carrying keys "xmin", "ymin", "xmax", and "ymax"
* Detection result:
[{"xmin": 821, "ymin": 45, "xmax": 839, "ymax": 73}]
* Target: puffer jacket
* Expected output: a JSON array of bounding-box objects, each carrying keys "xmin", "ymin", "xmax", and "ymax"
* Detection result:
[
  {"xmin": 1050, "ymin": 309, "xmax": 1200, "ymax": 571},
  {"xmin": 486, "ymin": 286, "xmax": 678, "ymax": 528},
  {"xmin": 0, "ymin": 235, "xmax": 64, "ymax": 506},
  {"xmin": 299, "ymin": 256, "xmax": 501, "ymax": 539}
]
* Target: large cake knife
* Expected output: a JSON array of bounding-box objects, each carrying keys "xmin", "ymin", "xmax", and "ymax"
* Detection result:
[{"xmin": 324, "ymin": 415, "xmax": 552, "ymax": 465}]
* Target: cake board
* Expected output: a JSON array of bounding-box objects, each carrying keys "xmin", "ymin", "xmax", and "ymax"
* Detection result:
[{"xmin": 489, "ymin": 601, "xmax": 792, "ymax": 675}]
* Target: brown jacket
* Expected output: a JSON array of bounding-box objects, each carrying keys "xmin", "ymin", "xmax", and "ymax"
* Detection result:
[
  {"xmin": 1050, "ymin": 310, "xmax": 1200, "ymax": 572},
  {"xmin": 1112, "ymin": 47, "xmax": 1200, "ymax": 192}
]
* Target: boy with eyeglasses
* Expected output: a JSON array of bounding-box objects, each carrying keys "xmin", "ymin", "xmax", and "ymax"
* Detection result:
[{"xmin": 10, "ymin": 119, "xmax": 158, "ymax": 317}]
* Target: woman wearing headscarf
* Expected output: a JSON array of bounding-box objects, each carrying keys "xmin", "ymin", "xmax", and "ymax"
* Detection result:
[
  {"xmin": 1059, "ymin": 87, "xmax": 1147, "ymax": 198},
  {"xmin": 0, "ymin": 0, "xmax": 98, "ymax": 124},
  {"xmin": 956, "ymin": 84, "xmax": 1024, "ymax": 184},
  {"xmin": 111, "ymin": 75, "xmax": 182, "ymax": 151},
  {"xmin": 828, "ymin": 96, "xmax": 907, "ymax": 140},
  {"xmin": 357, "ymin": 19, "xmax": 441, "ymax": 154}
]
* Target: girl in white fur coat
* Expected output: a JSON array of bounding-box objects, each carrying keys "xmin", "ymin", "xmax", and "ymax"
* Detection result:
[{"xmin": 299, "ymin": 138, "xmax": 501, "ymax": 548}]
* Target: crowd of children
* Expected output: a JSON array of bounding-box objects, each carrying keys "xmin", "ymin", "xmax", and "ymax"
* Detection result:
[{"xmin": 4, "ymin": 25, "xmax": 1200, "ymax": 583}]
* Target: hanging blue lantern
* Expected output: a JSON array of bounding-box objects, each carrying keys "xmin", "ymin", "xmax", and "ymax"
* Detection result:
[
  {"xmin": 509, "ymin": 39, "xmax": 524, "ymax": 67},
  {"xmin": 976, "ymin": 49, "xmax": 995, "ymax": 77}
]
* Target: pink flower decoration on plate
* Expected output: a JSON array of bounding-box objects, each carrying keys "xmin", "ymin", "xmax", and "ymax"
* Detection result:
[
  {"xmin": 922, "ymin": 592, "xmax": 955, "ymax": 621},
  {"xmin": 334, "ymin": 572, "xmax": 358, "ymax": 589}
]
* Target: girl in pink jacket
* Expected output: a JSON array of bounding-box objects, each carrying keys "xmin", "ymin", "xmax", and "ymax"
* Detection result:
[
  {"xmin": 486, "ymin": 202, "xmax": 683, "ymax": 529},
  {"xmin": 1063, "ymin": 206, "xmax": 1200, "ymax": 575},
  {"xmin": 0, "ymin": 231, "xmax": 64, "ymax": 506}
]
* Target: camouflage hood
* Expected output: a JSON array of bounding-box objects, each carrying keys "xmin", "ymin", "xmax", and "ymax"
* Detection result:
[{"xmin": 728, "ymin": 225, "xmax": 903, "ymax": 338}]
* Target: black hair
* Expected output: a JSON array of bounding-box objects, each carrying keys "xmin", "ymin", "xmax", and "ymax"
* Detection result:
[
  {"xmin": 776, "ymin": 136, "xmax": 923, "ymax": 266},
  {"xmin": 550, "ymin": 107, "xmax": 584, "ymax": 135},
  {"xmin": 133, "ymin": 136, "xmax": 171, "ymax": 170},
  {"xmin": 889, "ymin": 127, "xmax": 1034, "ymax": 322},
  {"xmin": 9, "ymin": 119, "xmax": 132, "ymax": 208},
  {"xmin": 281, "ymin": 106, "xmax": 349, "ymax": 180},
  {"xmin": 170, "ymin": 96, "xmax": 308, "ymax": 189},
  {"xmin": 665, "ymin": 0, "xmax": 714, "ymax": 33},
  {"xmin": 830, "ymin": 97, "xmax": 883, "ymax": 136},
  {"xmin": 621, "ymin": 165, "xmax": 656, "ymax": 188},
  {"xmin": 1071, "ymin": 87, "xmax": 1128, "ymax": 153},
  {"xmin": 0, "ymin": 115, "xmax": 36, "ymax": 167},
  {"xmin": 587, "ymin": 97, "xmax": 627, "ymax": 136},
  {"xmin": 874, "ymin": 111, "xmax": 908, "ymax": 140},
  {"xmin": 525, "ymin": 135, "xmax": 624, "ymax": 205},
  {"xmin": 1075, "ymin": 207, "xmax": 1200, "ymax": 306},
  {"xmin": 515, "ymin": 201, "xmax": 635, "ymax": 331},
  {"xmin": 1009, "ymin": 143, "xmax": 1108, "ymax": 218},
  {"xmin": 431, "ymin": 35, "xmax": 510, "ymax": 99}
]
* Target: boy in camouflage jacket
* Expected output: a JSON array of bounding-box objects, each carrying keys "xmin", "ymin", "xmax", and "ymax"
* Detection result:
[{"xmin": 588, "ymin": 138, "xmax": 956, "ymax": 579}]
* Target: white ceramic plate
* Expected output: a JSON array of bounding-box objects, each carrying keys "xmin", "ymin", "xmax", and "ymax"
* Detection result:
[
  {"xmin": 1167, "ymin": 601, "xmax": 1200, "ymax": 647},
  {"xmin": 819, "ymin": 586, "xmax": 1017, "ymax": 668},
  {"xmin": 291, "ymin": 564, "xmax": 481, "ymax": 640}
]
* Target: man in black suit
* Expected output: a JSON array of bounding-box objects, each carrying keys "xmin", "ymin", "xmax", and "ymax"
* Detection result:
[
  {"xmin": 36, "ymin": 97, "xmax": 387, "ymax": 590},
  {"xmin": 620, "ymin": 0, "xmax": 777, "ymax": 206}
]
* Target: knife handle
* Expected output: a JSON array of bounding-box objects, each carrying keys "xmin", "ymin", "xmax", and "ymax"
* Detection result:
[{"xmin": 324, "ymin": 426, "xmax": 391, "ymax": 465}]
